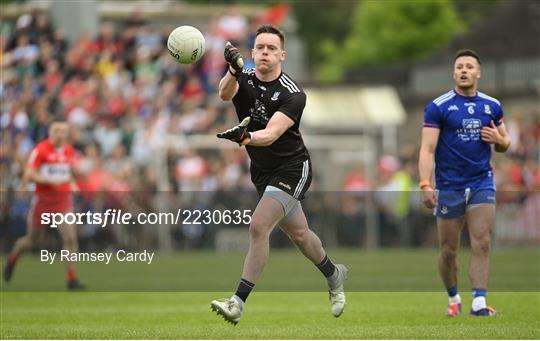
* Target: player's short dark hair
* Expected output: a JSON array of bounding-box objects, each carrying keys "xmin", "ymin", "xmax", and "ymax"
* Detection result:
[
  {"xmin": 256, "ymin": 25, "xmax": 285, "ymax": 48},
  {"xmin": 454, "ymin": 49, "xmax": 481, "ymax": 65}
]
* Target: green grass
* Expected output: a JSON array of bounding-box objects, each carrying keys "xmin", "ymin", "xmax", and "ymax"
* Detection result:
[
  {"xmin": 1, "ymin": 292, "xmax": 539, "ymax": 339},
  {"xmin": 0, "ymin": 248, "xmax": 539, "ymax": 339},
  {"xmin": 1, "ymin": 248, "xmax": 538, "ymax": 291}
]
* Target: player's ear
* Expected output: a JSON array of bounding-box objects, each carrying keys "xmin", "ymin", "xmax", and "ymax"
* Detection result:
[
  {"xmin": 252, "ymin": 48, "xmax": 255, "ymax": 59},
  {"xmin": 280, "ymin": 50, "xmax": 286, "ymax": 62}
]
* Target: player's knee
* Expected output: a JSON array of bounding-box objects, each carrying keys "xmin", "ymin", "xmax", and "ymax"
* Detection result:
[
  {"xmin": 249, "ymin": 219, "xmax": 270, "ymax": 241},
  {"xmin": 440, "ymin": 246, "xmax": 458, "ymax": 263},
  {"xmin": 287, "ymin": 228, "xmax": 309, "ymax": 245},
  {"xmin": 471, "ymin": 237, "xmax": 491, "ymax": 255}
]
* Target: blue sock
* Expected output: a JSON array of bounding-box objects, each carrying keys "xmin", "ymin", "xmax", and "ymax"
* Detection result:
[
  {"xmin": 472, "ymin": 288, "xmax": 487, "ymax": 298},
  {"xmin": 447, "ymin": 285, "xmax": 458, "ymax": 297}
]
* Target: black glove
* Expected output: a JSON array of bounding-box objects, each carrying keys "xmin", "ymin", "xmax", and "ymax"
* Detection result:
[
  {"xmin": 217, "ymin": 117, "xmax": 251, "ymax": 145},
  {"xmin": 224, "ymin": 41, "xmax": 244, "ymax": 73}
]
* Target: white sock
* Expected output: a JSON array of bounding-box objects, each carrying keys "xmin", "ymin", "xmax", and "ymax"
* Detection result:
[
  {"xmin": 231, "ymin": 294, "xmax": 244, "ymax": 311},
  {"xmin": 472, "ymin": 296, "xmax": 487, "ymax": 311},
  {"xmin": 449, "ymin": 294, "xmax": 461, "ymax": 305}
]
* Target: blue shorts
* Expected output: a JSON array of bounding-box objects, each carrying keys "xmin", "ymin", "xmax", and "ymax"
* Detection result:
[{"xmin": 436, "ymin": 188, "xmax": 496, "ymax": 219}]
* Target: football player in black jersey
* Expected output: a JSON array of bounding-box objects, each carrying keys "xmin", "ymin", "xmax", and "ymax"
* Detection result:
[{"xmin": 210, "ymin": 25, "xmax": 348, "ymax": 325}]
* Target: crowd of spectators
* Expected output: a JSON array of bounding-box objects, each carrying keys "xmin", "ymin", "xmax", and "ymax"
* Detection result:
[{"xmin": 1, "ymin": 9, "xmax": 538, "ymax": 252}]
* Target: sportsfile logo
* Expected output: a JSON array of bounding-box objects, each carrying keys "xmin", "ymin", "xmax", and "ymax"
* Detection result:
[{"xmin": 41, "ymin": 209, "xmax": 253, "ymax": 228}]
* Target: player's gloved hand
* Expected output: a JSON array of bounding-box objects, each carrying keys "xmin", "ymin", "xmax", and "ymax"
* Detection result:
[
  {"xmin": 224, "ymin": 41, "xmax": 244, "ymax": 72},
  {"xmin": 217, "ymin": 117, "xmax": 251, "ymax": 146}
]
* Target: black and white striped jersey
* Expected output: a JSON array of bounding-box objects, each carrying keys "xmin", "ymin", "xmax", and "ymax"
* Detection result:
[{"xmin": 232, "ymin": 68, "xmax": 310, "ymax": 172}]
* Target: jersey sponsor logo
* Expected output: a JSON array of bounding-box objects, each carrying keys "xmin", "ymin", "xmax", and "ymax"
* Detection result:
[
  {"xmin": 40, "ymin": 163, "xmax": 70, "ymax": 183},
  {"xmin": 250, "ymin": 99, "xmax": 269, "ymax": 125},
  {"xmin": 448, "ymin": 105, "xmax": 459, "ymax": 111},
  {"xmin": 278, "ymin": 182, "xmax": 291, "ymax": 190},
  {"xmin": 463, "ymin": 119, "xmax": 481, "ymax": 129},
  {"xmin": 457, "ymin": 118, "xmax": 482, "ymax": 141},
  {"xmin": 271, "ymin": 92, "xmax": 280, "ymax": 101}
]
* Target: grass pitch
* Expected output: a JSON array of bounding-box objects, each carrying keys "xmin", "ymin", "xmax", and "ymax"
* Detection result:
[
  {"xmin": 1, "ymin": 292, "xmax": 538, "ymax": 339},
  {"xmin": 1, "ymin": 248, "xmax": 539, "ymax": 339}
]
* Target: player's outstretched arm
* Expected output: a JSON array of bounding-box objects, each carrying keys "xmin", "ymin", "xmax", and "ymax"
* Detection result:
[
  {"xmin": 419, "ymin": 127, "xmax": 440, "ymax": 209},
  {"xmin": 246, "ymin": 112, "xmax": 293, "ymax": 147},
  {"xmin": 217, "ymin": 117, "xmax": 252, "ymax": 146},
  {"xmin": 216, "ymin": 112, "xmax": 294, "ymax": 147},
  {"xmin": 218, "ymin": 42, "xmax": 243, "ymax": 101}
]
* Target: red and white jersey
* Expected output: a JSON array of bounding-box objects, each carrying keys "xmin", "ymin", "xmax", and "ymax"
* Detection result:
[{"xmin": 27, "ymin": 139, "xmax": 76, "ymax": 193}]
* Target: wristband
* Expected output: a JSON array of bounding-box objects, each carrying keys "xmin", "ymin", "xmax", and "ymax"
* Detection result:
[
  {"xmin": 228, "ymin": 67, "xmax": 239, "ymax": 78},
  {"xmin": 240, "ymin": 132, "xmax": 252, "ymax": 146},
  {"xmin": 419, "ymin": 180, "xmax": 431, "ymax": 190}
]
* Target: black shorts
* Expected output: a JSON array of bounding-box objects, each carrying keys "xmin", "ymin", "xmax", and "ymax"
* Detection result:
[{"xmin": 251, "ymin": 159, "xmax": 312, "ymax": 200}]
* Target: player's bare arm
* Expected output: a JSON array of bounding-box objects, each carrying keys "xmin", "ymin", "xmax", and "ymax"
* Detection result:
[
  {"xmin": 481, "ymin": 121, "xmax": 511, "ymax": 153},
  {"xmin": 419, "ymin": 127, "xmax": 440, "ymax": 209},
  {"xmin": 247, "ymin": 112, "xmax": 293, "ymax": 147},
  {"xmin": 218, "ymin": 71, "xmax": 240, "ymax": 101},
  {"xmin": 218, "ymin": 42, "xmax": 244, "ymax": 101},
  {"xmin": 23, "ymin": 167, "xmax": 62, "ymax": 186}
]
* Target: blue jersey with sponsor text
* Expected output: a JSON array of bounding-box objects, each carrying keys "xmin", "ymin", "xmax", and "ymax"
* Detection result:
[{"xmin": 423, "ymin": 90, "xmax": 504, "ymax": 190}]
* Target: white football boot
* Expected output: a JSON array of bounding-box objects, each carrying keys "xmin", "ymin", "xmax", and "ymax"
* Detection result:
[
  {"xmin": 210, "ymin": 298, "xmax": 242, "ymax": 325},
  {"xmin": 329, "ymin": 264, "xmax": 348, "ymax": 317}
]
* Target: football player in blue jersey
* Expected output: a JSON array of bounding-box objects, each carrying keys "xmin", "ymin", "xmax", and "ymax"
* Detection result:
[{"xmin": 418, "ymin": 49, "xmax": 511, "ymax": 317}]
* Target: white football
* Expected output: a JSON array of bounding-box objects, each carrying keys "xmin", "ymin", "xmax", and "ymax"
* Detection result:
[{"xmin": 167, "ymin": 26, "xmax": 205, "ymax": 64}]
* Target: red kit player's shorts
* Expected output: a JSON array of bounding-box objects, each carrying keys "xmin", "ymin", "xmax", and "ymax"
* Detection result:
[{"xmin": 29, "ymin": 192, "xmax": 73, "ymax": 228}]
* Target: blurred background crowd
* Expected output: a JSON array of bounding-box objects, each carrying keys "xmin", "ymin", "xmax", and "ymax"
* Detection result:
[{"xmin": 1, "ymin": 1, "xmax": 538, "ymax": 253}]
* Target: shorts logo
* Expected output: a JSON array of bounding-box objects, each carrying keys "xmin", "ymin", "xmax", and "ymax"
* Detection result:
[
  {"xmin": 271, "ymin": 92, "xmax": 280, "ymax": 101},
  {"xmin": 441, "ymin": 206, "xmax": 448, "ymax": 215},
  {"xmin": 278, "ymin": 182, "xmax": 291, "ymax": 190}
]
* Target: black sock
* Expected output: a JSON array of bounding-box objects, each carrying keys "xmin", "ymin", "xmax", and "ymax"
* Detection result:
[
  {"xmin": 316, "ymin": 255, "xmax": 336, "ymax": 278},
  {"xmin": 234, "ymin": 278, "xmax": 255, "ymax": 303}
]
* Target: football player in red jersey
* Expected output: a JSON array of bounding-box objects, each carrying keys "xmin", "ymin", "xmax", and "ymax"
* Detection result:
[{"xmin": 4, "ymin": 120, "xmax": 85, "ymax": 290}]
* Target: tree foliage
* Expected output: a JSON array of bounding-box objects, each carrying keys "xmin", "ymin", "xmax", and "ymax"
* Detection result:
[{"xmin": 315, "ymin": 0, "xmax": 465, "ymax": 83}]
